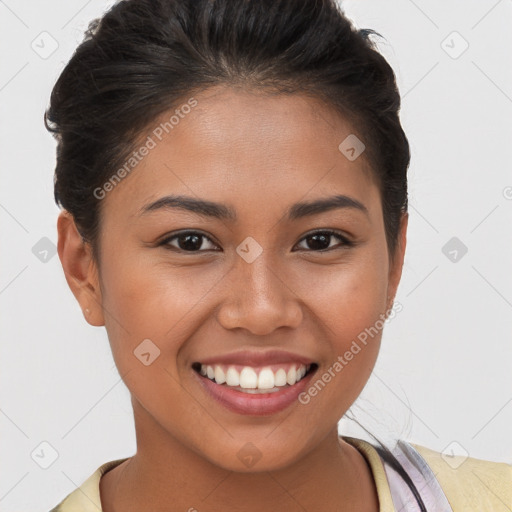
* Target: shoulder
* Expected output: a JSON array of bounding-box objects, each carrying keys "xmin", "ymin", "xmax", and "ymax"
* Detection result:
[
  {"xmin": 48, "ymin": 457, "xmax": 129, "ymax": 512},
  {"xmin": 411, "ymin": 442, "xmax": 512, "ymax": 511}
]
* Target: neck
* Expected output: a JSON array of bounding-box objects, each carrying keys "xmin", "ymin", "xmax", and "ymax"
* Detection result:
[{"xmin": 100, "ymin": 402, "xmax": 379, "ymax": 512}]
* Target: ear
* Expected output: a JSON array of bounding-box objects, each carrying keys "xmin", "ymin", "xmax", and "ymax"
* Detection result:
[
  {"xmin": 57, "ymin": 210, "xmax": 105, "ymax": 326},
  {"xmin": 386, "ymin": 212, "xmax": 408, "ymax": 310}
]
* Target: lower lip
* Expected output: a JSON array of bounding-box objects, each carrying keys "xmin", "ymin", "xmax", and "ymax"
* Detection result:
[{"xmin": 194, "ymin": 369, "xmax": 316, "ymax": 416}]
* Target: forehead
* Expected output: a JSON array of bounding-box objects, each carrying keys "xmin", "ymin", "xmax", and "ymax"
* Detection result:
[{"xmin": 100, "ymin": 85, "xmax": 380, "ymax": 222}]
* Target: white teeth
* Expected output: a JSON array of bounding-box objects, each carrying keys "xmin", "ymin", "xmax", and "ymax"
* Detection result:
[
  {"xmin": 274, "ymin": 368, "xmax": 287, "ymax": 387},
  {"xmin": 199, "ymin": 363, "xmax": 312, "ymax": 390},
  {"xmin": 214, "ymin": 366, "xmax": 226, "ymax": 384},
  {"xmin": 239, "ymin": 367, "xmax": 258, "ymax": 388},
  {"xmin": 226, "ymin": 367, "xmax": 240, "ymax": 386},
  {"xmin": 286, "ymin": 366, "xmax": 296, "ymax": 385},
  {"xmin": 257, "ymin": 367, "xmax": 275, "ymax": 389}
]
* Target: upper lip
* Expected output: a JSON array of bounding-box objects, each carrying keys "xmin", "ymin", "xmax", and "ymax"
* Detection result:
[{"xmin": 195, "ymin": 349, "xmax": 316, "ymax": 367}]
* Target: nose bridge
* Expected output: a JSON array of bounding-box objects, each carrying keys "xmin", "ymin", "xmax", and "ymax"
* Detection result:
[
  {"xmin": 217, "ymin": 245, "xmax": 302, "ymax": 334},
  {"xmin": 241, "ymin": 251, "xmax": 281, "ymax": 301}
]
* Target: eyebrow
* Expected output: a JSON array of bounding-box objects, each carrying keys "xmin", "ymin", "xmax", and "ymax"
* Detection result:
[{"xmin": 138, "ymin": 194, "xmax": 369, "ymax": 221}]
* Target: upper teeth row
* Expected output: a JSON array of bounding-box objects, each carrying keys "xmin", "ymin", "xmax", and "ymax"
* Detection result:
[{"xmin": 200, "ymin": 364, "xmax": 310, "ymax": 389}]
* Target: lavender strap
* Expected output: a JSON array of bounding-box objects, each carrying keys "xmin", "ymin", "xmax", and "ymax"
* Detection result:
[{"xmin": 380, "ymin": 440, "xmax": 454, "ymax": 512}]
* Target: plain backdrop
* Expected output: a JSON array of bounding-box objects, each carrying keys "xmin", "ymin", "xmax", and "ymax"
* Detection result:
[{"xmin": 1, "ymin": 0, "xmax": 511, "ymax": 510}]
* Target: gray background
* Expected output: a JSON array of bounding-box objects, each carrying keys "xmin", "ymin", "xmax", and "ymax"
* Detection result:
[{"xmin": 1, "ymin": 0, "xmax": 511, "ymax": 510}]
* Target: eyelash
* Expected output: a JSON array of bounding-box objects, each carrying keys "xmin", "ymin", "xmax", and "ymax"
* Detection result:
[{"xmin": 158, "ymin": 229, "xmax": 355, "ymax": 253}]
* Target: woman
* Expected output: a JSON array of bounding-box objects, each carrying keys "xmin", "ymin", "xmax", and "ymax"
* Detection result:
[{"xmin": 45, "ymin": 0, "xmax": 510, "ymax": 510}]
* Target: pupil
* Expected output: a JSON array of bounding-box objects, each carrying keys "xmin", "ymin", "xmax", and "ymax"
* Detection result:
[
  {"xmin": 180, "ymin": 234, "xmax": 201, "ymax": 251},
  {"xmin": 308, "ymin": 234, "xmax": 329, "ymax": 250}
]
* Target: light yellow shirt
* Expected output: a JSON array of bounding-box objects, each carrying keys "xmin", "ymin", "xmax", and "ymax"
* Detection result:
[{"xmin": 49, "ymin": 436, "xmax": 512, "ymax": 511}]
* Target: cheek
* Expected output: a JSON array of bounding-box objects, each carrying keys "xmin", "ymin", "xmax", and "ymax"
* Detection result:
[
  {"xmin": 98, "ymin": 249, "xmax": 223, "ymax": 365},
  {"xmin": 299, "ymin": 252, "xmax": 388, "ymax": 335},
  {"xmin": 326, "ymin": 273, "xmax": 387, "ymax": 338},
  {"xmin": 97, "ymin": 254, "xmax": 196, "ymax": 411},
  {"xmin": 293, "ymin": 260, "xmax": 388, "ymax": 421},
  {"xmin": 295, "ymin": 250, "xmax": 388, "ymax": 387}
]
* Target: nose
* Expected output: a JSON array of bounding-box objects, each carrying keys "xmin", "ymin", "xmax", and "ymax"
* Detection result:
[{"xmin": 216, "ymin": 253, "xmax": 303, "ymax": 336}]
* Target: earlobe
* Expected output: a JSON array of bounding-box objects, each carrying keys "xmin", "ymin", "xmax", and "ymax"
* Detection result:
[{"xmin": 57, "ymin": 210, "xmax": 105, "ymax": 327}]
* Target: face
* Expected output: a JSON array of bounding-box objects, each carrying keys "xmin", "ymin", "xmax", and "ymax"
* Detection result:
[{"xmin": 60, "ymin": 86, "xmax": 407, "ymax": 472}]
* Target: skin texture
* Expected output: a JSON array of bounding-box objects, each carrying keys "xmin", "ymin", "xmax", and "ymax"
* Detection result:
[{"xmin": 57, "ymin": 85, "xmax": 408, "ymax": 511}]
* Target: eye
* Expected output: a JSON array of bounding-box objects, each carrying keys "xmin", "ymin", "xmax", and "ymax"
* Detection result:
[
  {"xmin": 160, "ymin": 231, "xmax": 220, "ymax": 252},
  {"xmin": 158, "ymin": 229, "xmax": 354, "ymax": 253},
  {"xmin": 293, "ymin": 230, "xmax": 354, "ymax": 252}
]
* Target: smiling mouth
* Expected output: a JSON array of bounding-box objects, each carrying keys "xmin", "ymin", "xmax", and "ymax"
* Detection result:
[{"xmin": 192, "ymin": 362, "xmax": 318, "ymax": 394}]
